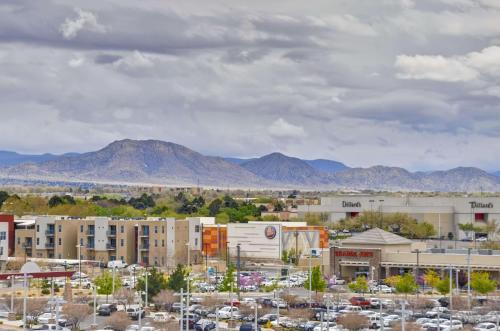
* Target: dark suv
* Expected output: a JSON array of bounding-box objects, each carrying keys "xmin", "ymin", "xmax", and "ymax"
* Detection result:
[{"xmin": 98, "ymin": 304, "xmax": 117, "ymax": 316}]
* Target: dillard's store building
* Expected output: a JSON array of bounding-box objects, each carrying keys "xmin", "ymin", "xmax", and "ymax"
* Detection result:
[
  {"xmin": 330, "ymin": 228, "xmax": 500, "ymax": 281},
  {"xmin": 298, "ymin": 196, "xmax": 500, "ymax": 241}
]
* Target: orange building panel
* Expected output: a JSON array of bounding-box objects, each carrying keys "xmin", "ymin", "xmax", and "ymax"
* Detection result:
[{"xmin": 202, "ymin": 226, "xmax": 227, "ymax": 257}]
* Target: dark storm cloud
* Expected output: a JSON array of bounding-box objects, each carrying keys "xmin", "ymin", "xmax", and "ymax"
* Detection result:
[{"xmin": 1, "ymin": 0, "xmax": 500, "ymax": 171}]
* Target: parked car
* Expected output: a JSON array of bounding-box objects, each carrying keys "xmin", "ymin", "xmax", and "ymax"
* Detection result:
[
  {"xmin": 98, "ymin": 304, "xmax": 117, "ymax": 316},
  {"xmin": 126, "ymin": 307, "xmax": 145, "ymax": 320},
  {"xmin": 180, "ymin": 314, "xmax": 201, "ymax": 330},
  {"xmin": 258, "ymin": 314, "xmax": 278, "ymax": 325},
  {"xmin": 239, "ymin": 323, "xmax": 261, "ymax": 331},
  {"xmin": 474, "ymin": 322, "xmax": 497, "ymax": 331},
  {"xmin": 195, "ymin": 319, "xmax": 216, "ymax": 331},
  {"xmin": 216, "ymin": 306, "xmax": 240, "ymax": 319},
  {"xmin": 32, "ymin": 324, "xmax": 71, "ymax": 331},
  {"xmin": 108, "ymin": 260, "xmax": 128, "ymax": 269},
  {"xmin": 349, "ymin": 297, "xmax": 371, "ymax": 308}
]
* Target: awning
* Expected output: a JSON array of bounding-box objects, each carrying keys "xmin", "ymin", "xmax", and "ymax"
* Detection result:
[
  {"xmin": 339, "ymin": 260, "xmax": 370, "ymax": 267},
  {"xmin": 381, "ymin": 262, "xmax": 500, "ymax": 270}
]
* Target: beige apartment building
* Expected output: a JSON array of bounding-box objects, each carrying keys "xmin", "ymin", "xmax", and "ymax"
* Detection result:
[{"xmin": 14, "ymin": 216, "xmax": 205, "ymax": 268}]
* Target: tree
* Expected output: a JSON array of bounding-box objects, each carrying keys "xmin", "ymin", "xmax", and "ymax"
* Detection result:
[
  {"xmin": 459, "ymin": 223, "xmax": 481, "ymax": 240},
  {"xmin": 166, "ymin": 264, "xmax": 187, "ymax": 292},
  {"xmin": 471, "ymin": 272, "xmax": 497, "ymax": 296},
  {"xmin": 94, "ymin": 270, "xmax": 121, "ymax": 302},
  {"xmin": 208, "ymin": 199, "xmax": 222, "ymax": 216},
  {"xmin": 0, "ymin": 191, "xmax": 9, "ymax": 208},
  {"xmin": 337, "ymin": 313, "xmax": 369, "ymax": 331},
  {"xmin": 304, "ymin": 266, "xmax": 327, "ymax": 294},
  {"xmin": 138, "ymin": 267, "xmax": 168, "ymax": 300},
  {"xmin": 105, "ymin": 312, "xmax": 132, "ymax": 331},
  {"xmin": 62, "ymin": 303, "xmax": 91, "ymax": 331},
  {"xmin": 281, "ymin": 250, "xmax": 289, "ymax": 264},
  {"xmin": 114, "ymin": 288, "xmax": 135, "ymax": 311},
  {"xmin": 348, "ymin": 276, "xmax": 369, "ymax": 294},
  {"xmin": 395, "ymin": 273, "xmax": 418, "ymax": 298},
  {"xmin": 153, "ymin": 289, "xmax": 177, "ymax": 311},
  {"xmin": 436, "ymin": 276, "xmax": 453, "ymax": 295},
  {"xmin": 423, "ymin": 270, "xmax": 440, "ymax": 292},
  {"xmin": 48, "ymin": 195, "xmax": 64, "ymax": 208},
  {"xmin": 385, "ymin": 275, "xmax": 402, "ymax": 288},
  {"xmin": 219, "ymin": 264, "xmax": 236, "ymax": 292}
]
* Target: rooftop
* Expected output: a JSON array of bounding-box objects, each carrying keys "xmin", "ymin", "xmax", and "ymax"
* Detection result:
[{"xmin": 341, "ymin": 228, "xmax": 412, "ymax": 245}]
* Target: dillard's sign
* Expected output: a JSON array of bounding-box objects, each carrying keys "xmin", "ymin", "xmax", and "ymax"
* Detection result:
[
  {"xmin": 342, "ymin": 201, "xmax": 362, "ymax": 208},
  {"xmin": 469, "ymin": 202, "xmax": 494, "ymax": 209}
]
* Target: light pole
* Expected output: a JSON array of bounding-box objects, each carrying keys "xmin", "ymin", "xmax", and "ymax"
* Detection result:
[
  {"xmin": 92, "ymin": 284, "xmax": 97, "ymax": 328},
  {"xmin": 253, "ymin": 303, "xmax": 258, "ymax": 331},
  {"xmin": 76, "ymin": 244, "xmax": 82, "ymax": 289},
  {"xmin": 186, "ymin": 243, "xmax": 190, "ymax": 331},
  {"xmin": 309, "ymin": 248, "xmax": 312, "ymax": 307},
  {"xmin": 180, "ymin": 288, "xmax": 184, "ymax": 331},
  {"xmin": 112, "ymin": 266, "xmax": 116, "ymax": 302},
  {"xmin": 467, "ymin": 248, "xmax": 471, "ymax": 309},
  {"xmin": 379, "ymin": 200, "xmax": 385, "ymax": 228},
  {"xmin": 449, "ymin": 265, "xmax": 453, "ymax": 313},
  {"xmin": 145, "ymin": 267, "xmax": 149, "ymax": 309}
]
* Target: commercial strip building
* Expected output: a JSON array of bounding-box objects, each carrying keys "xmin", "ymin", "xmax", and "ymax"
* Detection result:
[
  {"xmin": 330, "ymin": 228, "xmax": 500, "ymax": 281},
  {"xmin": 297, "ymin": 196, "xmax": 500, "ymax": 240}
]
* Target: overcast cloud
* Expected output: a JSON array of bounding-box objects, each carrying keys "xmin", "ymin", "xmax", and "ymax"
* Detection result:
[{"xmin": 1, "ymin": 0, "xmax": 500, "ymax": 171}]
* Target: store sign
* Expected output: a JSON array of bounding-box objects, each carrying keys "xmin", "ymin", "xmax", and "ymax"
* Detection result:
[
  {"xmin": 264, "ymin": 226, "xmax": 277, "ymax": 239},
  {"xmin": 469, "ymin": 202, "xmax": 493, "ymax": 208},
  {"xmin": 342, "ymin": 201, "xmax": 362, "ymax": 208},
  {"xmin": 335, "ymin": 250, "xmax": 374, "ymax": 258}
]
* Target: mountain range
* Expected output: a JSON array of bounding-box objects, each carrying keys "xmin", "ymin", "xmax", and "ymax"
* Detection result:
[{"xmin": 0, "ymin": 139, "xmax": 500, "ymax": 191}]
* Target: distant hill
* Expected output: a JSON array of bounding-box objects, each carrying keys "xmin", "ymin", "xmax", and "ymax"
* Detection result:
[
  {"xmin": 1, "ymin": 139, "xmax": 500, "ymax": 191},
  {"xmin": 492, "ymin": 171, "xmax": 500, "ymax": 177},
  {"xmin": 0, "ymin": 140, "xmax": 266, "ymax": 187},
  {"xmin": 240, "ymin": 153, "xmax": 333, "ymax": 186},
  {"xmin": 304, "ymin": 159, "xmax": 349, "ymax": 174}
]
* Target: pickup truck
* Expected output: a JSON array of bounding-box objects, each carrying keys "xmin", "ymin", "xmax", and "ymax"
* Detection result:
[{"xmin": 349, "ymin": 296, "xmax": 371, "ymax": 308}]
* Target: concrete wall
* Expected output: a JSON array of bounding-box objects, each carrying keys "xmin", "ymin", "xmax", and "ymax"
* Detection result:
[{"xmin": 227, "ymin": 223, "xmax": 282, "ymax": 260}]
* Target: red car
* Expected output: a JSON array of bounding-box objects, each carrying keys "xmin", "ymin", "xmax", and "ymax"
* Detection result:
[
  {"xmin": 349, "ymin": 296, "xmax": 370, "ymax": 307},
  {"xmin": 224, "ymin": 299, "xmax": 240, "ymax": 307}
]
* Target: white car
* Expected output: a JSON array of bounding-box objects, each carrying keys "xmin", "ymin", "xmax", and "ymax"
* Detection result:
[
  {"xmin": 339, "ymin": 305, "xmax": 362, "ymax": 313},
  {"xmin": 476, "ymin": 237, "xmax": 488, "ymax": 242},
  {"xmin": 216, "ymin": 306, "xmax": 240, "ymax": 319},
  {"xmin": 475, "ymin": 322, "xmax": 497, "ymax": 331},
  {"xmin": 34, "ymin": 324, "xmax": 70, "ymax": 331},
  {"xmin": 313, "ymin": 322, "xmax": 337, "ymax": 331},
  {"xmin": 440, "ymin": 319, "xmax": 463, "ymax": 330}
]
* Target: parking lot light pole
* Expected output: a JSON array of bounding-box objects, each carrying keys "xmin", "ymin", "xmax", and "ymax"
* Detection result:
[
  {"xmin": 309, "ymin": 249, "xmax": 312, "ymax": 307},
  {"xmin": 93, "ymin": 284, "xmax": 97, "ymax": 328},
  {"xmin": 467, "ymin": 248, "xmax": 471, "ymax": 310},
  {"xmin": 254, "ymin": 304, "xmax": 258, "ymax": 331},
  {"xmin": 76, "ymin": 244, "xmax": 82, "ymax": 289},
  {"xmin": 186, "ymin": 243, "xmax": 190, "ymax": 331},
  {"xmin": 449, "ymin": 265, "xmax": 453, "ymax": 313},
  {"xmin": 180, "ymin": 288, "xmax": 184, "ymax": 331}
]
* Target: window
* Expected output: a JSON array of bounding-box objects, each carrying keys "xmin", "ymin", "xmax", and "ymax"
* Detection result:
[
  {"xmin": 121, "ymin": 256, "xmax": 124, "ymax": 262},
  {"xmin": 0, "ymin": 232, "xmax": 6, "ymax": 240},
  {"xmin": 194, "ymin": 225, "xmax": 200, "ymax": 233},
  {"xmin": 58, "ymin": 225, "xmax": 62, "ymax": 233},
  {"xmin": 121, "ymin": 239, "xmax": 124, "ymax": 247},
  {"xmin": 58, "ymin": 238, "xmax": 62, "ymax": 246},
  {"xmin": 155, "ymin": 240, "xmax": 158, "ymax": 247},
  {"xmin": 80, "ymin": 225, "xmax": 84, "ymax": 233},
  {"xmin": 36, "ymin": 225, "xmax": 40, "ymax": 232},
  {"xmin": 121, "ymin": 225, "xmax": 124, "ymax": 233},
  {"xmin": 58, "ymin": 254, "xmax": 62, "ymax": 259},
  {"xmin": 17, "ymin": 238, "xmax": 20, "ymax": 245},
  {"xmin": 155, "ymin": 226, "xmax": 158, "ymax": 234},
  {"xmin": 110, "ymin": 256, "xmax": 116, "ymax": 261},
  {"xmin": 0, "ymin": 247, "xmax": 3, "ymax": 256},
  {"xmin": 36, "ymin": 238, "xmax": 40, "ymax": 245},
  {"xmin": 80, "ymin": 238, "xmax": 83, "ymax": 246},
  {"xmin": 162, "ymin": 226, "xmax": 164, "ymax": 234},
  {"xmin": 162, "ymin": 240, "xmax": 164, "ymax": 247},
  {"xmin": 195, "ymin": 238, "xmax": 198, "ymax": 246}
]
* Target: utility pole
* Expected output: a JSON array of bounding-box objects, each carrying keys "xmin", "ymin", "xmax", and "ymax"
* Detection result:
[
  {"xmin": 467, "ymin": 248, "xmax": 471, "ymax": 310},
  {"xmin": 236, "ymin": 244, "xmax": 241, "ymax": 300}
]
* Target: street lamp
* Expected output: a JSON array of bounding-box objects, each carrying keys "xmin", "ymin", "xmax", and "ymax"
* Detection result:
[
  {"xmin": 76, "ymin": 244, "xmax": 82, "ymax": 289},
  {"xmin": 185, "ymin": 243, "xmax": 190, "ymax": 331}
]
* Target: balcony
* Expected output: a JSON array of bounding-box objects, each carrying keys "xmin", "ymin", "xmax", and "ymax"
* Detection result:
[
  {"xmin": 140, "ymin": 243, "xmax": 150, "ymax": 250},
  {"xmin": 45, "ymin": 230, "xmax": 55, "ymax": 236},
  {"xmin": 45, "ymin": 242, "xmax": 55, "ymax": 249},
  {"xmin": 86, "ymin": 243, "xmax": 95, "ymax": 250},
  {"xmin": 139, "ymin": 232, "xmax": 150, "ymax": 237},
  {"xmin": 106, "ymin": 230, "xmax": 117, "ymax": 237},
  {"xmin": 22, "ymin": 242, "xmax": 33, "ymax": 249},
  {"xmin": 86, "ymin": 229, "xmax": 95, "ymax": 236},
  {"xmin": 106, "ymin": 243, "xmax": 116, "ymax": 250}
]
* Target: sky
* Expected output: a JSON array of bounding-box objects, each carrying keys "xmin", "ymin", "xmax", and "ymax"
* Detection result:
[{"xmin": 1, "ymin": 0, "xmax": 500, "ymax": 171}]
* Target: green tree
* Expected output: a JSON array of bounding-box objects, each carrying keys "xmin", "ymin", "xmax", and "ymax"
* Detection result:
[
  {"xmin": 166, "ymin": 264, "xmax": 188, "ymax": 292},
  {"xmin": 436, "ymin": 276, "xmax": 454, "ymax": 295},
  {"xmin": 208, "ymin": 199, "xmax": 222, "ymax": 216},
  {"xmin": 459, "ymin": 223, "xmax": 481, "ymax": 240},
  {"xmin": 0, "ymin": 191, "xmax": 10, "ymax": 208},
  {"xmin": 348, "ymin": 276, "xmax": 369, "ymax": 294},
  {"xmin": 219, "ymin": 264, "xmax": 236, "ymax": 292},
  {"xmin": 281, "ymin": 250, "xmax": 289, "ymax": 264},
  {"xmin": 95, "ymin": 271, "xmax": 121, "ymax": 302},
  {"xmin": 423, "ymin": 270, "xmax": 440, "ymax": 292},
  {"xmin": 137, "ymin": 267, "xmax": 168, "ymax": 300},
  {"xmin": 305, "ymin": 266, "xmax": 327, "ymax": 294},
  {"xmin": 395, "ymin": 273, "xmax": 418, "ymax": 298},
  {"xmin": 470, "ymin": 272, "xmax": 497, "ymax": 296},
  {"xmin": 48, "ymin": 195, "xmax": 64, "ymax": 208}
]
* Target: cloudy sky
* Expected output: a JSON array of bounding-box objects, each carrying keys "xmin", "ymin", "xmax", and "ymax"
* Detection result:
[{"xmin": 1, "ymin": 0, "xmax": 500, "ymax": 171}]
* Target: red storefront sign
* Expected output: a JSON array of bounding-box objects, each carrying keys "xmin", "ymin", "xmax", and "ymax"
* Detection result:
[{"xmin": 335, "ymin": 250, "xmax": 374, "ymax": 258}]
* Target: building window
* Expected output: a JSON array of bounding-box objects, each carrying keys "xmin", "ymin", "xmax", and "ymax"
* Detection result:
[
  {"xmin": 155, "ymin": 226, "xmax": 158, "ymax": 234},
  {"xmin": 80, "ymin": 225, "xmax": 83, "ymax": 233},
  {"xmin": 121, "ymin": 256, "xmax": 124, "ymax": 262},
  {"xmin": 162, "ymin": 226, "xmax": 164, "ymax": 234},
  {"xmin": 162, "ymin": 240, "xmax": 165, "ymax": 247},
  {"xmin": 195, "ymin": 238, "xmax": 198, "ymax": 246},
  {"xmin": 17, "ymin": 238, "xmax": 20, "ymax": 245},
  {"xmin": 121, "ymin": 239, "xmax": 124, "ymax": 247},
  {"xmin": 80, "ymin": 238, "xmax": 83, "ymax": 246},
  {"xmin": 0, "ymin": 232, "xmax": 6, "ymax": 240},
  {"xmin": 58, "ymin": 225, "xmax": 62, "ymax": 233},
  {"xmin": 0, "ymin": 247, "xmax": 3, "ymax": 256},
  {"xmin": 194, "ymin": 225, "xmax": 200, "ymax": 233},
  {"xmin": 155, "ymin": 240, "xmax": 158, "ymax": 247},
  {"xmin": 36, "ymin": 238, "xmax": 40, "ymax": 245},
  {"xmin": 121, "ymin": 225, "xmax": 124, "ymax": 233},
  {"xmin": 36, "ymin": 225, "xmax": 40, "ymax": 232},
  {"xmin": 110, "ymin": 256, "xmax": 116, "ymax": 261},
  {"xmin": 58, "ymin": 238, "xmax": 62, "ymax": 246},
  {"xmin": 58, "ymin": 254, "xmax": 62, "ymax": 259}
]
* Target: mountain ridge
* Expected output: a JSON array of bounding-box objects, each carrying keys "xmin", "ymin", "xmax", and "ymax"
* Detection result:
[{"xmin": 0, "ymin": 139, "xmax": 499, "ymax": 191}]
